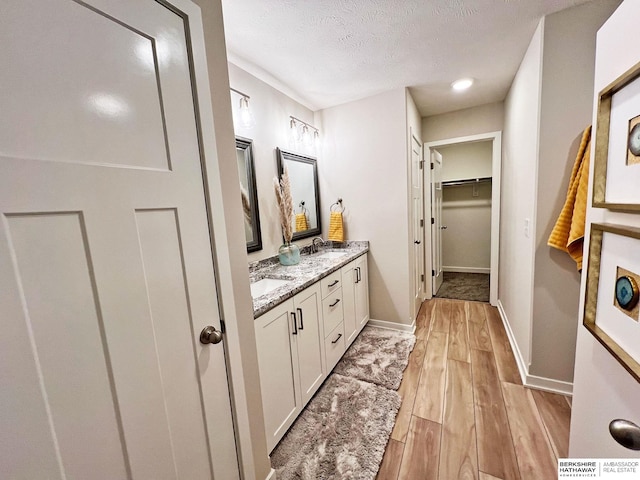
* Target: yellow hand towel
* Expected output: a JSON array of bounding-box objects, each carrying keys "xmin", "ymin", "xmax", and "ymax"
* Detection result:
[
  {"xmin": 548, "ymin": 125, "xmax": 591, "ymax": 271},
  {"xmin": 295, "ymin": 212, "xmax": 308, "ymax": 232},
  {"xmin": 328, "ymin": 211, "xmax": 344, "ymax": 242}
]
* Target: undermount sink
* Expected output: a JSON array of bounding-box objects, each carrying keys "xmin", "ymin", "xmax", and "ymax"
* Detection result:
[
  {"xmin": 250, "ymin": 277, "xmax": 291, "ymax": 298},
  {"xmin": 317, "ymin": 251, "xmax": 348, "ymax": 260}
]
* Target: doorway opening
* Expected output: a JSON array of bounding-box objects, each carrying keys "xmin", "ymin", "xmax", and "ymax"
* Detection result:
[{"xmin": 424, "ymin": 132, "xmax": 502, "ymax": 305}]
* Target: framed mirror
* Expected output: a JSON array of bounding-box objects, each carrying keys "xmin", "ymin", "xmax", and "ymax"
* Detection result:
[
  {"xmin": 276, "ymin": 148, "xmax": 321, "ymax": 241},
  {"xmin": 237, "ymin": 137, "xmax": 262, "ymax": 252}
]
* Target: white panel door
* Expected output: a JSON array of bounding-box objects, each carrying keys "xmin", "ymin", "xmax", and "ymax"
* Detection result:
[
  {"xmin": 411, "ymin": 134, "xmax": 425, "ymax": 318},
  {"xmin": 0, "ymin": 1, "xmax": 239, "ymax": 479},
  {"xmin": 431, "ymin": 150, "xmax": 444, "ymax": 295},
  {"xmin": 570, "ymin": 0, "xmax": 640, "ymax": 458}
]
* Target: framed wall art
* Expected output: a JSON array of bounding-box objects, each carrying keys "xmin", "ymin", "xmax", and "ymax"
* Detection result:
[
  {"xmin": 584, "ymin": 223, "xmax": 640, "ymax": 382},
  {"xmin": 593, "ymin": 60, "xmax": 640, "ymax": 211}
]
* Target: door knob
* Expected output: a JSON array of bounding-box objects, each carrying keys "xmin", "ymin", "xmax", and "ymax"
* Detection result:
[
  {"xmin": 609, "ymin": 419, "xmax": 640, "ymax": 450},
  {"xmin": 200, "ymin": 325, "xmax": 223, "ymax": 345},
  {"xmin": 441, "ymin": 225, "xmax": 448, "ymax": 230}
]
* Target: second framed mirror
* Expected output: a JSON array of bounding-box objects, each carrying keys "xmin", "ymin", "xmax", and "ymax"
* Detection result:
[{"xmin": 276, "ymin": 148, "xmax": 321, "ymax": 241}]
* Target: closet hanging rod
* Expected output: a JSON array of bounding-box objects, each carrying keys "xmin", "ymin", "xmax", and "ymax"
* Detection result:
[{"xmin": 442, "ymin": 176, "xmax": 492, "ymax": 187}]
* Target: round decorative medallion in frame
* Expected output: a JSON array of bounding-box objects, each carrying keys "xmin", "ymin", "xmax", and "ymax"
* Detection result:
[
  {"xmin": 629, "ymin": 122, "xmax": 640, "ymax": 156},
  {"xmin": 616, "ymin": 275, "xmax": 639, "ymax": 311}
]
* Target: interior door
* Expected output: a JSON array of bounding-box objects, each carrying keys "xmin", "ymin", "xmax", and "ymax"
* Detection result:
[
  {"xmin": 412, "ymin": 133, "xmax": 425, "ymax": 316},
  {"xmin": 0, "ymin": 1, "xmax": 239, "ymax": 478},
  {"xmin": 431, "ymin": 149, "xmax": 444, "ymax": 295},
  {"xmin": 570, "ymin": 0, "xmax": 640, "ymax": 459}
]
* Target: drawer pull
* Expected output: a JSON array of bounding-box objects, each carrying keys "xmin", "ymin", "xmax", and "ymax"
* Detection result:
[
  {"xmin": 328, "ymin": 280, "xmax": 339, "ymax": 287},
  {"xmin": 331, "ymin": 333, "xmax": 343, "ymax": 344},
  {"xmin": 329, "ymin": 299, "xmax": 340, "ymax": 307}
]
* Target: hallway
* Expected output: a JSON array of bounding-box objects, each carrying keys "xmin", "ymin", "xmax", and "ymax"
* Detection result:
[{"xmin": 377, "ymin": 298, "xmax": 571, "ymax": 480}]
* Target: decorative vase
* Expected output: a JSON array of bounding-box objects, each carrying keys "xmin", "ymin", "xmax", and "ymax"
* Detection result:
[{"xmin": 278, "ymin": 242, "xmax": 300, "ymax": 266}]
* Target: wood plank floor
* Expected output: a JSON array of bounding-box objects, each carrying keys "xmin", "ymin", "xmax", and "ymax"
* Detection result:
[{"xmin": 378, "ymin": 299, "xmax": 571, "ymax": 480}]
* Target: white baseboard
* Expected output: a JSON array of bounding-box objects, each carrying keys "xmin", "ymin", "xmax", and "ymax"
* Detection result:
[
  {"xmin": 496, "ymin": 300, "xmax": 528, "ymax": 384},
  {"xmin": 443, "ymin": 266, "xmax": 491, "ymax": 274},
  {"xmin": 368, "ymin": 318, "xmax": 416, "ymax": 334},
  {"xmin": 496, "ymin": 300, "xmax": 573, "ymax": 396},
  {"xmin": 525, "ymin": 374, "xmax": 573, "ymax": 396},
  {"xmin": 264, "ymin": 468, "xmax": 277, "ymax": 480}
]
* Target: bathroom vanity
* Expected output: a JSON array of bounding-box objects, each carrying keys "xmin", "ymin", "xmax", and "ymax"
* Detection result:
[{"xmin": 249, "ymin": 242, "xmax": 369, "ymax": 452}]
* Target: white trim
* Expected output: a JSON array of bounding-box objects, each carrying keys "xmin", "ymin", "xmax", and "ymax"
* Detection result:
[
  {"xmin": 497, "ymin": 301, "xmax": 573, "ymax": 396},
  {"xmin": 368, "ymin": 318, "xmax": 417, "ymax": 334},
  {"xmin": 424, "ymin": 131, "xmax": 501, "ymax": 306},
  {"xmin": 496, "ymin": 300, "xmax": 528, "ymax": 384},
  {"xmin": 264, "ymin": 468, "xmax": 277, "ymax": 480},
  {"xmin": 443, "ymin": 266, "xmax": 490, "ymax": 274},
  {"xmin": 525, "ymin": 375, "xmax": 573, "ymax": 396}
]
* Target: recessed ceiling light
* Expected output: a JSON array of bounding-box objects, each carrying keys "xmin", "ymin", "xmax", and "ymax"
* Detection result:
[{"xmin": 452, "ymin": 78, "xmax": 474, "ymax": 91}]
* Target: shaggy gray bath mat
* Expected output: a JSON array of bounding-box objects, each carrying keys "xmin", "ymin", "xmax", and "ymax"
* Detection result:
[
  {"xmin": 270, "ymin": 373, "xmax": 401, "ymax": 480},
  {"xmin": 333, "ymin": 326, "xmax": 416, "ymax": 390}
]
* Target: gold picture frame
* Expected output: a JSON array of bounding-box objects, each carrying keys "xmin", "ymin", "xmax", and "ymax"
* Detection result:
[
  {"xmin": 584, "ymin": 223, "xmax": 640, "ymax": 382},
  {"xmin": 593, "ymin": 59, "xmax": 640, "ymax": 211}
]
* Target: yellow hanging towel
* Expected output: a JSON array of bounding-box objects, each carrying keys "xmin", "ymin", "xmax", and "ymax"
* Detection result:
[
  {"xmin": 548, "ymin": 125, "xmax": 591, "ymax": 271},
  {"xmin": 295, "ymin": 212, "xmax": 308, "ymax": 232},
  {"xmin": 328, "ymin": 211, "xmax": 344, "ymax": 242}
]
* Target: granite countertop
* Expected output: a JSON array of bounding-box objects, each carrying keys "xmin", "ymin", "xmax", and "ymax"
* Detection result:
[{"xmin": 250, "ymin": 241, "xmax": 369, "ymax": 318}]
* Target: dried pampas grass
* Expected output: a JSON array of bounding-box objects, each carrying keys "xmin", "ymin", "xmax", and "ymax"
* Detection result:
[
  {"xmin": 274, "ymin": 167, "xmax": 294, "ymax": 243},
  {"xmin": 240, "ymin": 185, "xmax": 251, "ymax": 225}
]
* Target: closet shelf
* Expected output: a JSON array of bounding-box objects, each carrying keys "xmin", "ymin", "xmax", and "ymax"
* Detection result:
[{"xmin": 442, "ymin": 176, "xmax": 492, "ymax": 187}]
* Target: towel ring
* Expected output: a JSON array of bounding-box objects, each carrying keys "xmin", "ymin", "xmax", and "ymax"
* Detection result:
[
  {"xmin": 299, "ymin": 201, "xmax": 308, "ymax": 215},
  {"xmin": 330, "ymin": 198, "xmax": 344, "ymax": 213}
]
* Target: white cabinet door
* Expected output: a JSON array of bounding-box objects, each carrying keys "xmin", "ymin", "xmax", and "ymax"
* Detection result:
[
  {"xmin": 255, "ymin": 299, "xmax": 301, "ymax": 453},
  {"xmin": 355, "ymin": 255, "xmax": 370, "ymax": 331},
  {"xmin": 293, "ymin": 283, "xmax": 326, "ymax": 405},
  {"xmin": 0, "ymin": 1, "xmax": 239, "ymax": 478},
  {"xmin": 255, "ymin": 284, "xmax": 325, "ymax": 452},
  {"xmin": 341, "ymin": 261, "xmax": 359, "ymax": 346}
]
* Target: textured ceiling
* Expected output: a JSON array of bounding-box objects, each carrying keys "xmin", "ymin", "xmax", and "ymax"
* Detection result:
[{"xmin": 221, "ymin": 0, "xmax": 593, "ymax": 116}]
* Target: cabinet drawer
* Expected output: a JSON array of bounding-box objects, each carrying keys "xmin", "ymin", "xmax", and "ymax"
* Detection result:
[
  {"xmin": 322, "ymin": 288, "xmax": 344, "ymax": 336},
  {"xmin": 320, "ymin": 271, "xmax": 342, "ymax": 298},
  {"xmin": 325, "ymin": 322, "xmax": 345, "ymax": 371}
]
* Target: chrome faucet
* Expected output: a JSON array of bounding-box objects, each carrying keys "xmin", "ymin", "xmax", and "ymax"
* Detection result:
[{"xmin": 311, "ymin": 237, "xmax": 325, "ymax": 253}]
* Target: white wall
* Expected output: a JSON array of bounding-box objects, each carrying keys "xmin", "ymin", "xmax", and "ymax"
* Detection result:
[
  {"xmin": 530, "ymin": 0, "xmax": 621, "ymax": 384},
  {"xmin": 500, "ymin": 0, "xmax": 620, "ymax": 390},
  {"xmin": 570, "ymin": 0, "xmax": 640, "ymax": 456},
  {"xmin": 422, "ymin": 101, "xmax": 504, "ymax": 143},
  {"xmin": 228, "ymin": 63, "xmax": 317, "ymax": 262},
  {"xmin": 500, "ymin": 19, "xmax": 544, "ymax": 373},
  {"xmin": 317, "ymin": 89, "xmax": 412, "ymax": 325},
  {"xmin": 438, "ymin": 141, "xmax": 493, "ymax": 182},
  {"xmin": 442, "ymin": 183, "xmax": 492, "ymax": 272}
]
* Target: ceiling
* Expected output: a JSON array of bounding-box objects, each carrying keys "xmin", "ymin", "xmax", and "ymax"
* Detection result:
[{"xmin": 221, "ymin": 0, "xmax": 593, "ymax": 117}]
